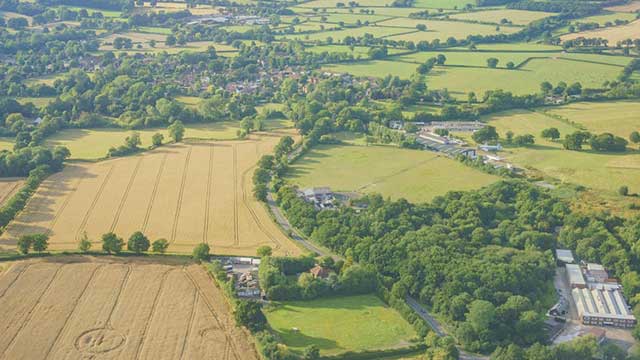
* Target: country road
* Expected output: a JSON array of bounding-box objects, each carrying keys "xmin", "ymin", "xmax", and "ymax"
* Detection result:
[
  {"xmin": 268, "ymin": 194, "xmax": 485, "ymax": 360},
  {"xmin": 406, "ymin": 296, "xmax": 488, "ymax": 360},
  {"xmin": 266, "ymin": 193, "xmax": 339, "ymax": 259}
]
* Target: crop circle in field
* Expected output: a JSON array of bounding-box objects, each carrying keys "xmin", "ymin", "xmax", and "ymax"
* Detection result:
[{"xmin": 75, "ymin": 328, "xmax": 126, "ymax": 354}]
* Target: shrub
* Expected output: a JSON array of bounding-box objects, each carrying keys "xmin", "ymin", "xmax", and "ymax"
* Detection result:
[
  {"xmin": 102, "ymin": 232, "xmax": 124, "ymax": 254},
  {"xmin": 152, "ymin": 238, "xmax": 169, "ymax": 253},
  {"xmin": 193, "ymin": 243, "xmax": 210, "ymax": 262},
  {"xmin": 127, "ymin": 231, "xmax": 150, "ymax": 254}
]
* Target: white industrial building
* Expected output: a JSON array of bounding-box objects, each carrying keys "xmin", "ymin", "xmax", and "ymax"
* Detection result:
[
  {"xmin": 566, "ymin": 264, "xmax": 587, "ymax": 289},
  {"xmin": 556, "ymin": 249, "xmax": 575, "ymax": 264},
  {"xmin": 572, "ymin": 287, "xmax": 636, "ymax": 328},
  {"xmin": 563, "ymin": 255, "xmax": 637, "ymax": 328}
]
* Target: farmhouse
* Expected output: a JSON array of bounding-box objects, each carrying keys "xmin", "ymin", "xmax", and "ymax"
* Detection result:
[
  {"xmin": 299, "ymin": 187, "xmax": 335, "ymax": 209},
  {"xmin": 310, "ymin": 265, "xmax": 332, "ymax": 279}
]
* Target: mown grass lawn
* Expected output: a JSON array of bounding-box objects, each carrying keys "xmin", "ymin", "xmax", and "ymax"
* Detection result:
[
  {"xmin": 264, "ymin": 294, "xmax": 417, "ymax": 355},
  {"xmin": 287, "ymin": 143, "xmax": 499, "ymax": 203}
]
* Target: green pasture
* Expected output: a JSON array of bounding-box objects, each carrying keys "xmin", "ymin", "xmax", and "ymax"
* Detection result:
[
  {"xmin": 426, "ymin": 57, "xmax": 625, "ymax": 99},
  {"xmin": 480, "ymin": 109, "xmax": 640, "ymax": 195},
  {"xmin": 544, "ymin": 101, "xmax": 640, "ymax": 139},
  {"xmin": 380, "ymin": 19, "xmax": 520, "ymax": 41},
  {"xmin": 448, "ymin": 9, "xmax": 554, "ymax": 26},
  {"xmin": 135, "ymin": 26, "xmax": 173, "ymax": 34},
  {"xmin": 63, "ymin": 6, "xmax": 122, "ymax": 18},
  {"xmin": 0, "ymin": 137, "xmax": 14, "ymax": 152},
  {"xmin": 287, "ymin": 143, "xmax": 499, "ymax": 202},
  {"xmin": 16, "ymin": 97, "xmax": 56, "ymax": 107},
  {"xmin": 264, "ymin": 294, "xmax": 417, "ymax": 356},
  {"xmin": 312, "ymin": 12, "xmax": 393, "ymax": 24},
  {"xmin": 393, "ymin": 51, "xmax": 546, "ymax": 67},
  {"xmin": 297, "ymin": 0, "xmax": 398, "ymax": 8},
  {"xmin": 412, "ymin": 0, "xmax": 476, "ymax": 9},
  {"xmin": 323, "ymin": 60, "xmax": 417, "ymax": 78},
  {"xmin": 307, "ymin": 44, "xmax": 408, "ymax": 57},
  {"xmin": 449, "ymin": 43, "xmax": 562, "ymax": 51},
  {"xmin": 280, "ymin": 25, "xmax": 409, "ymax": 41}
]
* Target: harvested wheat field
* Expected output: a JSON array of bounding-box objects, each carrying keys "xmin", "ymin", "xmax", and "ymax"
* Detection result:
[
  {"xmin": 0, "ymin": 178, "xmax": 24, "ymax": 207},
  {"xmin": 561, "ymin": 20, "xmax": 640, "ymax": 44},
  {"xmin": 0, "ymin": 256, "xmax": 258, "ymax": 360},
  {"xmin": 0, "ymin": 131, "xmax": 301, "ymax": 256}
]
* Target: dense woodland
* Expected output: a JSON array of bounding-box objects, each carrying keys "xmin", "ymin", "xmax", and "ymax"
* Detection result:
[{"xmin": 1, "ymin": 0, "xmax": 640, "ymax": 358}]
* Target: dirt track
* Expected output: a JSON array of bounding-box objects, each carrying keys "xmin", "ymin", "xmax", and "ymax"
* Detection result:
[{"xmin": 0, "ymin": 256, "xmax": 258, "ymax": 360}]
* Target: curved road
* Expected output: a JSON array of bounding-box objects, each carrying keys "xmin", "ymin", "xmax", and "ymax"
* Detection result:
[{"xmin": 268, "ymin": 193, "xmax": 486, "ymax": 360}]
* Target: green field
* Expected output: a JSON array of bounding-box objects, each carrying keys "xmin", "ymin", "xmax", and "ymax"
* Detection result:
[
  {"xmin": 264, "ymin": 295, "xmax": 417, "ymax": 355},
  {"xmin": 479, "ymin": 109, "xmax": 640, "ymax": 194},
  {"xmin": 62, "ymin": 5, "xmax": 122, "ymax": 18},
  {"xmin": 323, "ymin": 54, "xmax": 628, "ymax": 98},
  {"xmin": 45, "ymin": 120, "xmax": 290, "ymax": 159},
  {"xmin": 544, "ymin": 101, "xmax": 640, "ymax": 139},
  {"xmin": 450, "ymin": 43, "xmax": 562, "ymax": 51},
  {"xmin": 288, "ymin": 143, "xmax": 499, "ymax": 202},
  {"xmin": 448, "ymin": 9, "xmax": 554, "ymax": 26},
  {"xmin": 380, "ymin": 18, "xmax": 520, "ymax": 41},
  {"xmin": 16, "ymin": 97, "xmax": 56, "ymax": 107},
  {"xmin": 0, "ymin": 137, "xmax": 14, "ymax": 152},
  {"xmin": 425, "ymin": 57, "xmax": 624, "ymax": 98},
  {"xmin": 280, "ymin": 25, "xmax": 409, "ymax": 42}
]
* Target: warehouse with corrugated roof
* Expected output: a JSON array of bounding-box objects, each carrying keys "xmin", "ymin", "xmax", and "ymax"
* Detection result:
[{"xmin": 572, "ymin": 287, "xmax": 636, "ymax": 328}]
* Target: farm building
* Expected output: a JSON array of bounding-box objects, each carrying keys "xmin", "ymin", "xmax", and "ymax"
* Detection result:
[
  {"xmin": 556, "ymin": 249, "xmax": 575, "ymax": 264},
  {"xmin": 585, "ymin": 263, "xmax": 609, "ymax": 283},
  {"xmin": 426, "ymin": 121, "xmax": 484, "ymax": 133},
  {"xmin": 417, "ymin": 134, "xmax": 477, "ymax": 159},
  {"xmin": 566, "ymin": 264, "xmax": 587, "ymax": 289},
  {"xmin": 299, "ymin": 187, "xmax": 335, "ymax": 209},
  {"xmin": 572, "ymin": 287, "xmax": 636, "ymax": 328},
  {"xmin": 478, "ymin": 143, "xmax": 503, "ymax": 152}
]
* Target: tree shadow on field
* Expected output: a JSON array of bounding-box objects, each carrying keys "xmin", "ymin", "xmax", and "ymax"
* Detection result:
[{"xmin": 271, "ymin": 328, "xmax": 341, "ymax": 353}]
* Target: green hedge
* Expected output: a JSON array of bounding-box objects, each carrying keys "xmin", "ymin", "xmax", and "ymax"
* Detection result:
[
  {"xmin": 0, "ymin": 165, "xmax": 51, "ymax": 231},
  {"xmin": 320, "ymin": 343, "xmax": 426, "ymax": 360}
]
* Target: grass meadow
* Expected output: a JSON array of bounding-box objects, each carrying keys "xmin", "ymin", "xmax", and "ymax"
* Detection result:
[
  {"xmin": 264, "ymin": 294, "xmax": 417, "ymax": 356},
  {"xmin": 287, "ymin": 143, "xmax": 499, "ymax": 202},
  {"xmin": 477, "ymin": 108, "xmax": 640, "ymax": 195},
  {"xmin": 448, "ymin": 9, "xmax": 555, "ymax": 26},
  {"xmin": 544, "ymin": 101, "xmax": 640, "ymax": 139}
]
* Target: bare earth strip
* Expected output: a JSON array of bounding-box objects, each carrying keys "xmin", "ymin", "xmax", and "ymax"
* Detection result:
[
  {"xmin": 0, "ymin": 256, "xmax": 259, "ymax": 360},
  {"xmin": 0, "ymin": 132, "xmax": 301, "ymax": 256}
]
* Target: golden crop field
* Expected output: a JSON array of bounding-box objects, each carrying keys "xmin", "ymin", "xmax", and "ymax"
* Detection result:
[
  {"xmin": 0, "ymin": 131, "xmax": 302, "ymax": 256},
  {"xmin": 0, "ymin": 178, "xmax": 23, "ymax": 207},
  {"xmin": 0, "ymin": 256, "xmax": 258, "ymax": 360},
  {"xmin": 561, "ymin": 20, "xmax": 640, "ymax": 44}
]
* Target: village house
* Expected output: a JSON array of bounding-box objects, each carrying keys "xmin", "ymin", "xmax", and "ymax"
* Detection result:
[{"xmin": 309, "ymin": 265, "xmax": 332, "ymax": 279}]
